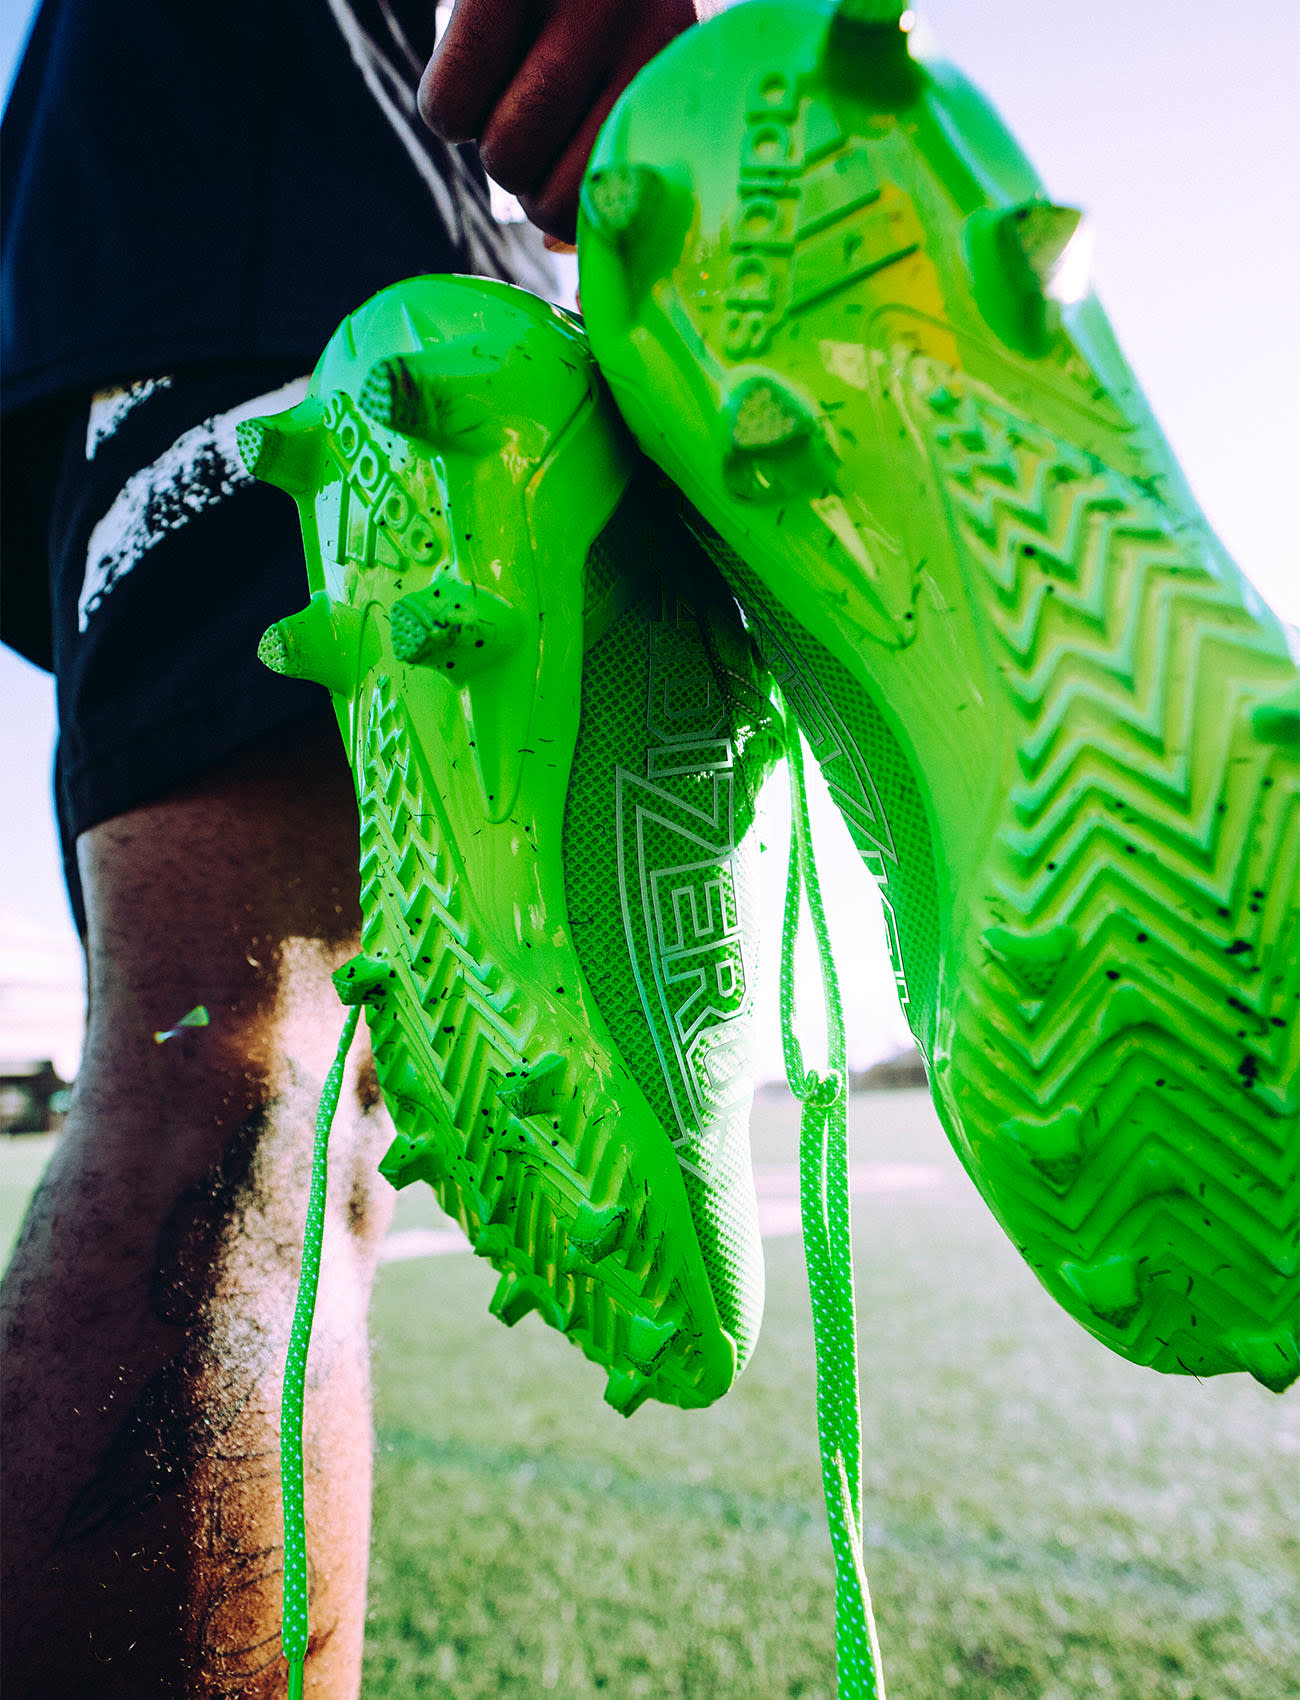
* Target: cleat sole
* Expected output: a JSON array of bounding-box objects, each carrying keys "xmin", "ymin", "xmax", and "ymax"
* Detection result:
[
  {"xmin": 243, "ymin": 275, "xmax": 766, "ymax": 1412},
  {"xmin": 579, "ymin": 0, "xmax": 1299, "ymax": 1385}
]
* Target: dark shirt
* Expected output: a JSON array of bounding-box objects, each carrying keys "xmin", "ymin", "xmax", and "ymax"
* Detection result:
[
  {"xmin": 1, "ymin": 0, "xmax": 550, "ymax": 667},
  {"xmin": 1, "ymin": 0, "xmax": 534, "ymax": 408}
]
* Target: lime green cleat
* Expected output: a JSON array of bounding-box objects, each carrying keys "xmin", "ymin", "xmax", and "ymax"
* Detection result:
[
  {"xmin": 578, "ymin": 0, "xmax": 1299, "ymax": 1390},
  {"xmin": 239, "ymin": 275, "xmax": 778, "ymax": 1416}
]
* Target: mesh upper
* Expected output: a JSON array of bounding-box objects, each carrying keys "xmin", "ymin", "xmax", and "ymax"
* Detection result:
[
  {"xmin": 698, "ymin": 530, "xmax": 941, "ymax": 1056},
  {"xmin": 563, "ymin": 482, "xmax": 775, "ymax": 1370}
]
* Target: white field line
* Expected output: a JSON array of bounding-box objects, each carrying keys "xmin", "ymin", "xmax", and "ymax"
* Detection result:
[{"xmin": 378, "ymin": 1162, "xmax": 944, "ymax": 1263}]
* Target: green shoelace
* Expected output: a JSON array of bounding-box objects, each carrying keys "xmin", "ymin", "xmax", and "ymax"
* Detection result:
[
  {"xmin": 779, "ymin": 725, "xmax": 885, "ymax": 1699},
  {"xmin": 280, "ymin": 1002, "xmax": 360, "ymax": 1700},
  {"xmin": 279, "ymin": 739, "xmax": 884, "ymax": 1699}
]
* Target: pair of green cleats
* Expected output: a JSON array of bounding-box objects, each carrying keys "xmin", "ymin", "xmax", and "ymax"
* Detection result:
[{"xmin": 241, "ymin": 2, "xmax": 1297, "ymax": 1692}]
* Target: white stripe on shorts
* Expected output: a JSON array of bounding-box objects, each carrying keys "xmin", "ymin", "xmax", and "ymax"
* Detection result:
[
  {"xmin": 85, "ymin": 376, "xmax": 175, "ymax": 461},
  {"xmin": 78, "ymin": 376, "xmax": 310, "ymax": 632}
]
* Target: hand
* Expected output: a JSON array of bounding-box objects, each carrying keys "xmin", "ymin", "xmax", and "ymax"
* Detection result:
[{"xmin": 420, "ymin": 0, "xmax": 699, "ymax": 242}]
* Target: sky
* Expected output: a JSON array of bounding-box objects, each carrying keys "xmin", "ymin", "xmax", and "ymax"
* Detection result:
[{"xmin": 1, "ymin": 0, "xmax": 1297, "ymax": 1077}]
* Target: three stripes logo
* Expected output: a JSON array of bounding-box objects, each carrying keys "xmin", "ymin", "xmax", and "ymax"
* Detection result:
[{"xmin": 723, "ymin": 69, "xmax": 921, "ymax": 357}]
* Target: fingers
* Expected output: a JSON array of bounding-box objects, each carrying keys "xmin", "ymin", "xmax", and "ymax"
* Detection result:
[
  {"xmin": 421, "ymin": 0, "xmax": 698, "ymax": 242},
  {"xmin": 418, "ymin": 0, "xmax": 534, "ymax": 145},
  {"xmin": 476, "ymin": 11, "xmax": 611, "ymax": 199},
  {"xmin": 516, "ymin": 81, "xmax": 621, "ymax": 242}
]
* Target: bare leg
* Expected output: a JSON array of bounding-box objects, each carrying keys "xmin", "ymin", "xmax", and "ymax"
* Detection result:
[{"xmin": 1, "ymin": 720, "xmax": 394, "ymax": 1699}]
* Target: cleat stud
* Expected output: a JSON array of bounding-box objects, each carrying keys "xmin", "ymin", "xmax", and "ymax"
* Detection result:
[
  {"xmin": 1229, "ymin": 1327, "xmax": 1300, "ymax": 1393},
  {"xmin": 835, "ymin": 0, "xmax": 909, "ymax": 24},
  {"xmin": 236, "ymin": 402, "xmax": 325, "ymax": 495},
  {"xmin": 625, "ymin": 1313, "xmax": 678, "ymax": 1371},
  {"xmin": 566, "ymin": 1203, "xmax": 627, "ymax": 1265},
  {"xmin": 473, "ymin": 1223, "xmax": 513, "ymax": 1262},
  {"xmin": 377, "ymin": 1131, "xmax": 421, "ymax": 1189},
  {"xmin": 359, "ymin": 356, "xmax": 435, "ymax": 438},
  {"xmin": 257, "ymin": 591, "xmax": 357, "ymax": 694},
  {"xmin": 490, "ymin": 1051, "xmax": 566, "ymax": 1117},
  {"xmin": 728, "ymin": 379, "xmax": 812, "ymax": 453},
  {"xmin": 723, "ymin": 379, "xmax": 832, "ymax": 503},
  {"xmin": 1059, "ymin": 1254, "xmax": 1144, "ymax": 1330},
  {"xmin": 256, "ymin": 624, "xmax": 291, "ymax": 677},
  {"xmin": 1251, "ymin": 680, "xmax": 1300, "ymax": 748},
  {"xmin": 489, "ymin": 1272, "xmax": 540, "ymax": 1328},
  {"xmin": 983, "ymin": 923, "xmax": 1075, "ymax": 1001},
  {"xmin": 390, "ymin": 584, "xmax": 519, "ymax": 673},
  {"xmin": 603, "ymin": 1366, "xmax": 653, "ymax": 1417},
  {"xmin": 1000, "ymin": 1109, "xmax": 1084, "ymax": 1189},
  {"xmin": 1001, "ymin": 201, "xmax": 1090, "ymax": 302},
  {"xmin": 333, "ymin": 952, "xmax": 395, "ymax": 1007},
  {"xmin": 378, "ymin": 1128, "xmax": 447, "ymax": 1189},
  {"xmin": 965, "ymin": 200, "xmax": 1091, "ymax": 353},
  {"xmin": 580, "ymin": 164, "xmax": 667, "ymax": 244},
  {"xmin": 824, "ymin": 0, "xmax": 921, "ymax": 99}
]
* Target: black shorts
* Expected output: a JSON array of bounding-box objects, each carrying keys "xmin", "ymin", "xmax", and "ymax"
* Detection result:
[{"xmin": 34, "ymin": 360, "xmax": 342, "ymax": 930}]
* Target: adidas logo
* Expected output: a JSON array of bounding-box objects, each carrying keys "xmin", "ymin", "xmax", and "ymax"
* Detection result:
[{"xmin": 724, "ymin": 70, "xmax": 919, "ymax": 357}]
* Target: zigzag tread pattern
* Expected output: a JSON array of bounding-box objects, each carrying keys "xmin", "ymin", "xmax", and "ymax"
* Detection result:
[
  {"xmin": 918, "ymin": 370, "xmax": 1298, "ymax": 1386},
  {"xmin": 353, "ymin": 672, "xmax": 717, "ymax": 1406}
]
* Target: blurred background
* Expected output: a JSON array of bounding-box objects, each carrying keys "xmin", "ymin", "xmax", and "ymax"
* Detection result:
[{"xmin": 2, "ymin": 0, "xmax": 1298, "ymax": 1100}]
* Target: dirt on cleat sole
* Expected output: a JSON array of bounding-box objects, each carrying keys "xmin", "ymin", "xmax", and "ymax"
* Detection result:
[
  {"xmin": 579, "ymin": 0, "xmax": 1299, "ymax": 1390},
  {"xmin": 241, "ymin": 276, "xmax": 774, "ymax": 1413}
]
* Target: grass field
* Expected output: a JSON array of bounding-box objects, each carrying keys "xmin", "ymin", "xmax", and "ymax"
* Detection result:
[{"xmin": 3, "ymin": 1091, "xmax": 1297, "ymax": 1699}]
